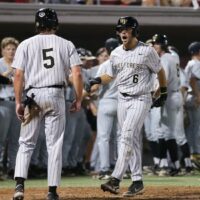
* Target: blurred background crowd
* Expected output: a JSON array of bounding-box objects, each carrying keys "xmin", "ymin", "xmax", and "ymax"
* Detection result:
[
  {"xmin": 0, "ymin": 0, "xmax": 199, "ymax": 7},
  {"xmin": 0, "ymin": 29, "xmax": 200, "ymax": 181}
]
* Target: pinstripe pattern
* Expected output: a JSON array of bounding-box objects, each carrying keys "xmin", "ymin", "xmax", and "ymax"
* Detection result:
[
  {"xmin": 107, "ymin": 41, "xmax": 160, "ymax": 182},
  {"xmin": 12, "ymin": 34, "xmax": 81, "ymax": 187},
  {"xmin": 112, "ymin": 93, "xmax": 151, "ymax": 181},
  {"xmin": 14, "ymin": 88, "xmax": 65, "ymax": 186},
  {"xmin": 109, "ymin": 42, "xmax": 161, "ymax": 95},
  {"xmin": 12, "ymin": 35, "xmax": 82, "ymax": 89}
]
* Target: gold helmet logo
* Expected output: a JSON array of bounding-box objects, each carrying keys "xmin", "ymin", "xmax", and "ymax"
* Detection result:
[{"xmin": 120, "ymin": 18, "xmax": 127, "ymax": 25}]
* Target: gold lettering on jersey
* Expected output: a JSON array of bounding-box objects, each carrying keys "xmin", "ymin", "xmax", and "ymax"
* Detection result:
[
  {"xmin": 120, "ymin": 18, "xmax": 127, "ymax": 25},
  {"xmin": 114, "ymin": 62, "xmax": 142, "ymax": 70}
]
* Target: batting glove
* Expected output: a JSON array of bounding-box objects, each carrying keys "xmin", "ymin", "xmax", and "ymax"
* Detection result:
[{"xmin": 85, "ymin": 77, "xmax": 102, "ymax": 93}]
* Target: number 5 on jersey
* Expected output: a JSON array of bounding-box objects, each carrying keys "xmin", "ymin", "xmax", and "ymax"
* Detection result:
[{"xmin": 42, "ymin": 48, "xmax": 54, "ymax": 68}]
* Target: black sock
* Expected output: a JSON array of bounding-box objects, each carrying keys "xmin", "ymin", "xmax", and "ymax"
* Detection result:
[
  {"xmin": 166, "ymin": 139, "xmax": 178, "ymax": 163},
  {"xmin": 49, "ymin": 186, "xmax": 57, "ymax": 194},
  {"xmin": 158, "ymin": 139, "xmax": 167, "ymax": 159},
  {"xmin": 149, "ymin": 141, "xmax": 159, "ymax": 158},
  {"xmin": 15, "ymin": 177, "xmax": 25, "ymax": 187},
  {"xmin": 180, "ymin": 142, "xmax": 191, "ymax": 158}
]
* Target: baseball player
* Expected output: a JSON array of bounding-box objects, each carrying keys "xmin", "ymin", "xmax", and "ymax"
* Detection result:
[
  {"xmin": 88, "ymin": 16, "xmax": 167, "ymax": 196},
  {"xmin": 12, "ymin": 8, "xmax": 83, "ymax": 200},
  {"xmin": 168, "ymin": 46, "xmax": 193, "ymax": 173},
  {"xmin": 88, "ymin": 38, "xmax": 119, "ymax": 179},
  {"xmin": 65, "ymin": 48, "xmax": 96, "ymax": 175},
  {"xmin": 143, "ymin": 39, "xmax": 160, "ymax": 174},
  {"xmin": 185, "ymin": 41, "xmax": 200, "ymax": 167},
  {"xmin": 152, "ymin": 34, "xmax": 182, "ymax": 176},
  {"xmin": 0, "ymin": 37, "xmax": 20, "ymax": 179}
]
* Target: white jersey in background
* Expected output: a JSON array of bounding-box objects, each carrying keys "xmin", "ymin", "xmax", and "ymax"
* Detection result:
[
  {"xmin": 96, "ymin": 59, "xmax": 118, "ymax": 100},
  {"xmin": 160, "ymin": 53, "xmax": 180, "ymax": 92},
  {"xmin": 109, "ymin": 42, "xmax": 161, "ymax": 96},
  {"xmin": 12, "ymin": 34, "xmax": 81, "ymax": 89}
]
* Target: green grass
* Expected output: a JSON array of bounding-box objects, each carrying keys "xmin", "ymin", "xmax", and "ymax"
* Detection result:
[{"xmin": 1, "ymin": 175, "xmax": 200, "ymax": 189}]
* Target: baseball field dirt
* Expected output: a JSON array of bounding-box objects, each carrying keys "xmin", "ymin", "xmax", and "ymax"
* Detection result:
[
  {"xmin": 1, "ymin": 186, "xmax": 200, "ymax": 200},
  {"xmin": 1, "ymin": 175, "xmax": 200, "ymax": 200}
]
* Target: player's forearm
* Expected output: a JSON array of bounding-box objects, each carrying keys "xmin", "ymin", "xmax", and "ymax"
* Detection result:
[
  {"xmin": 72, "ymin": 70, "xmax": 83, "ymax": 101},
  {"xmin": 14, "ymin": 70, "xmax": 24, "ymax": 104},
  {"xmin": 157, "ymin": 67, "xmax": 167, "ymax": 88}
]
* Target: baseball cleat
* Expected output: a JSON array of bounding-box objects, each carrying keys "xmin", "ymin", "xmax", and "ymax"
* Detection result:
[
  {"xmin": 101, "ymin": 177, "xmax": 120, "ymax": 194},
  {"xmin": 123, "ymin": 180, "xmax": 144, "ymax": 197},
  {"xmin": 46, "ymin": 192, "xmax": 59, "ymax": 200},
  {"xmin": 13, "ymin": 184, "xmax": 24, "ymax": 200}
]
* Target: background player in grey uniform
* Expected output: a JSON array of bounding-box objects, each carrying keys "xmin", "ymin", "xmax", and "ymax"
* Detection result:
[
  {"xmin": 87, "ymin": 38, "xmax": 119, "ymax": 179},
  {"xmin": 63, "ymin": 48, "xmax": 94, "ymax": 175},
  {"xmin": 185, "ymin": 41, "xmax": 200, "ymax": 168},
  {"xmin": 12, "ymin": 8, "xmax": 83, "ymax": 200},
  {"xmin": 152, "ymin": 34, "xmax": 181, "ymax": 176},
  {"xmin": 87, "ymin": 16, "xmax": 167, "ymax": 197},
  {"xmin": 0, "ymin": 74, "xmax": 12, "ymax": 180},
  {"xmin": 0, "ymin": 37, "xmax": 20, "ymax": 179},
  {"xmin": 168, "ymin": 46, "xmax": 193, "ymax": 173}
]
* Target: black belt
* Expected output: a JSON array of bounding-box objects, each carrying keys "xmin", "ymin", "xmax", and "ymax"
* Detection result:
[
  {"xmin": 0, "ymin": 97, "xmax": 15, "ymax": 101},
  {"xmin": 120, "ymin": 92, "xmax": 134, "ymax": 97},
  {"xmin": 25, "ymin": 84, "xmax": 64, "ymax": 93}
]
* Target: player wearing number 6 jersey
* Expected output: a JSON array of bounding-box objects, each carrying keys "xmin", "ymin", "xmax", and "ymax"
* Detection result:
[
  {"xmin": 12, "ymin": 8, "xmax": 83, "ymax": 200},
  {"xmin": 87, "ymin": 16, "xmax": 167, "ymax": 197}
]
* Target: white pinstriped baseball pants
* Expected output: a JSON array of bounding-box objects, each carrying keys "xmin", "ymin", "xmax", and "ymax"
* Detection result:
[
  {"xmin": 14, "ymin": 88, "xmax": 66, "ymax": 186},
  {"xmin": 112, "ymin": 93, "xmax": 151, "ymax": 182}
]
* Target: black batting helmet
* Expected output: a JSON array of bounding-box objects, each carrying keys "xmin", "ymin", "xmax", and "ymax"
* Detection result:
[
  {"xmin": 188, "ymin": 41, "xmax": 200, "ymax": 55},
  {"xmin": 116, "ymin": 16, "xmax": 139, "ymax": 37},
  {"xmin": 77, "ymin": 48, "xmax": 95, "ymax": 60},
  {"xmin": 152, "ymin": 34, "xmax": 168, "ymax": 46},
  {"xmin": 35, "ymin": 8, "xmax": 58, "ymax": 32},
  {"xmin": 105, "ymin": 38, "xmax": 119, "ymax": 54},
  {"xmin": 152, "ymin": 34, "xmax": 169, "ymax": 52}
]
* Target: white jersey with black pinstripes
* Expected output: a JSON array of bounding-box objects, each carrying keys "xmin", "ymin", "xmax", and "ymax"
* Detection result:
[
  {"xmin": 108, "ymin": 42, "xmax": 161, "ymax": 95},
  {"xmin": 160, "ymin": 53, "xmax": 180, "ymax": 92},
  {"xmin": 12, "ymin": 34, "xmax": 82, "ymax": 89}
]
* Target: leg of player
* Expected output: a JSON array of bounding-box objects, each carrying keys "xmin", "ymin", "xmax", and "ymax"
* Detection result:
[{"xmin": 101, "ymin": 96, "xmax": 151, "ymax": 196}]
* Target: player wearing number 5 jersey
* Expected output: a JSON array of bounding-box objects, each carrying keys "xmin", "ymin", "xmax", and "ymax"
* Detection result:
[
  {"xmin": 12, "ymin": 8, "xmax": 83, "ymax": 200},
  {"xmin": 87, "ymin": 16, "xmax": 167, "ymax": 197}
]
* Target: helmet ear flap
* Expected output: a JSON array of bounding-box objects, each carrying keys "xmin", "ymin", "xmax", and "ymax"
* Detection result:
[{"xmin": 132, "ymin": 27, "xmax": 139, "ymax": 37}]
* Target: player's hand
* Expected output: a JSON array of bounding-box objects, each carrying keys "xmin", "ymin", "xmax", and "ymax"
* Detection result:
[
  {"xmin": 70, "ymin": 99, "xmax": 82, "ymax": 113},
  {"xmin": 16, "ymin": 103, "xmax": 25, "ymax": 122},
  {"xmin": 151, "ymin": 87, "xmax": 167, "ymax": 108}
]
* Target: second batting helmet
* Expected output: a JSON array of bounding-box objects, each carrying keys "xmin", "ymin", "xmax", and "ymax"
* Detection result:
[
  {"xmin": 188, "ymin": 41, "xmax": 200, "ymax": 55},
  {"xmin": 77, "ymin": 48, "xmax": 96, "ymax": 60},
  {"xmin": 152, "ymin": 34, "xmax": 168, "ymax": 46},
  {"xmin": 116, "ymin": 16, "xmax": 139, "ymax": 37},
  {"xmin": 35, "ymin": 8, "xmax": 58, "ymax": 31},
  {"xmin": 105, "ymin": 38, "xmax": 119, "ymax": 54}
]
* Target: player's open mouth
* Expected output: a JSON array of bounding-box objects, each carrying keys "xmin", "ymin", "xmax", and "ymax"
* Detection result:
[{"xmin": 121, "ymin": 36, "xmax": 128, "ymax": 41}]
